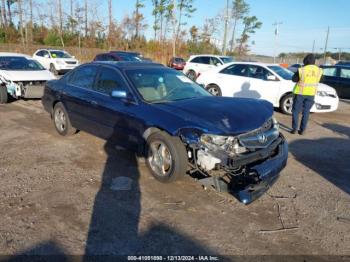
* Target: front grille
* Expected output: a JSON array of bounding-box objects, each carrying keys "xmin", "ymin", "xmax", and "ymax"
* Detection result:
[
  {"xmin": 238, "ymin": 118, "xmax": 279, "ymax": 149},
  {"xmin": 65, "ymin": 61, "xmax": 77, "ymax": 64}
]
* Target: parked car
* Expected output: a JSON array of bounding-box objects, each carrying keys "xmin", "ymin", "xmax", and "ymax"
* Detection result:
[
  {"xmin": 168, "ymin": 57, "xmax": 186, "ymax": 70},
  {"xmin": 183, "ymin": 54, "xmax": 234, "ymax": 81},
  {"xmin": 336, "ymin": 61, "xmax": 350, "ymax": 66},
  {"xmin": 94, "ymin": 51, "xmax": 152, "ymax": 62},
  {"xmin": 288, "ymin": 63, "xmax": 303, "ymax": 73},
  {"xmin": 320, "ymin": 65, "xmax": 350, "ymax": 98},
  {"xmin": 33, "ymin": 49, "xmax": 79, "ymax": 75},
  {"xmin": 196, "ymin": 62, "xmax": 339, "ymax": 114},
  {"xmin": 0, "ymin": 52, "xmax": 56, "ymax": 104},
  {"xmin": 42, "ymin": 61, "xmax": 288, "ymax": 204}
]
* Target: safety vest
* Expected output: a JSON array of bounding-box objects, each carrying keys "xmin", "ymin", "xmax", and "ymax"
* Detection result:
[{"xmin": 293, "ymin": 65, "xmax": 323, "ymax": 96}]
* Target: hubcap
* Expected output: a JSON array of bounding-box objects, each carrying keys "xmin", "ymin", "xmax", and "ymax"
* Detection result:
[
  {"xmin": 54, "ymin": 108, "xmax": 66, "ymax": 132},
  {"xmin": 284, "ymin": 97, "xmax": 293, "ymax": 114},
  {"xmin": 208, "ymin": 86, "xmax": 220, "ymax": 96},
  {"xmin": 148, "ymin": 141, "xmax": 172, "ymax": 177}
]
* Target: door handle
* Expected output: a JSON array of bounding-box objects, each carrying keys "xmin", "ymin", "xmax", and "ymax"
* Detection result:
[{"xmin": 89, "ymin": 100, "xmax": 98, "ymax": 106}]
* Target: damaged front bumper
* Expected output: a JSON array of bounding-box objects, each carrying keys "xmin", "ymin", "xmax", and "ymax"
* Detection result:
[
  {"xmin": 237, "ymin": 138, "xmax": 288, "ymax": 204},
  {"xmin": 195, "ymin": 135, "xmax": 288, "ymax": 204}
]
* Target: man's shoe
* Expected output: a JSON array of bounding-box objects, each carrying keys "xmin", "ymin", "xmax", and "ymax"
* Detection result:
[
  {"xmin": 291, "ymin": 129, "xmax": 297, "ymax": 134},
  {"xmin": 298, "ymin": 130, "xmax": 304, "ymax": 135}
]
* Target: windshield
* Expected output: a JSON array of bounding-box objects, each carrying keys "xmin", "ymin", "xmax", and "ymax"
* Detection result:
[
  {"xmin": 126, "ymin": 68, "xmax": 211, "ymax": 103},
  {"xmin": 50, "ymin": 50, "xmax": 72, "ymax": 58},
  {"xmin": 0, "ymin": 56, "xmax": 45, "ymax": 71},
  {"xmin": 220, "ymin": 56, "xmax": 234, "ymax": 63},
  {"xmin": 268, "ymin": 66, "xmax": 294, "ymax": 80}
]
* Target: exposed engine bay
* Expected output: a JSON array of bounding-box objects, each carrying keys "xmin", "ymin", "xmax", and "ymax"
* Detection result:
[
  {"xmin": 185, "ymin": 118, "xmax": 288, "ymax": 204},
  {"xmin": 0, "ymin": 75, "xmax": 46, "ymax": 99}
]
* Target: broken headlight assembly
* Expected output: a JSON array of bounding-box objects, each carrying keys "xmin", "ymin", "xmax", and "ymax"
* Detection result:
[{"xmin": 200, "ymin": 134, "xmax": 247, "ymax": 156}]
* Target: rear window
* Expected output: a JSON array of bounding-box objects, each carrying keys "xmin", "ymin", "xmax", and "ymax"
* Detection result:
[
  {"xmin": 322, "ymin": 67, "xmax": 337, "ymax": 77},
  {"xmin": 340, "ymin": 68, "xmax": 350, "ymax": 79},
  {"xmin": 190, "ymin": 56, "xmax": 210, "ymax": 64},
  {"xmin": 0, "ymin": 56, "xmax": 45, "ymax": 71}
]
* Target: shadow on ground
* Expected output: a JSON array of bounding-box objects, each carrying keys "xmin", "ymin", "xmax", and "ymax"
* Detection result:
[
  {"xmin": 289, "ymin": 123, "xmax": 350, "ymax": 196},
  {"xmin": 4, "ymin": 135, "xmax": 217, "ymax": 260}
]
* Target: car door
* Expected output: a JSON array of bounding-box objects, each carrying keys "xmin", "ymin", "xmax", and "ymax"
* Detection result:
[
  {"xmin": 321, "ymin": 66, "xmax": 341, "ymax": 94},
  {"xmin": 61, "ymin": 64, "xmax": 99, "ymax": 134},
  {"xmin": 91, "ymin": 66, "xmax": 141, "ymax": 149},
  {"xmin": 339, "ymin": 67, "xmax": 350, "ymax": 98},
  {"xmin": 215, "ymin": 64, "xmax": 250, "ymax": 97},
  {"xmin": 246, "ymin": 65, "xmax": 281, "ymax": 104}
]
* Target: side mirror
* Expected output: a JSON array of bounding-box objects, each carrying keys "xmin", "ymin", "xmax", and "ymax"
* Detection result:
[
  {"xmin": 111, "ymin": 90, "xmax": 127, "ymax": 98},
  {"xmin": 267, "ymin": 75, "xmax": 278, "ymax": 81},
  {"xmin": 44, "ymin": 54, "xmax": 50, "ymax": 58}
]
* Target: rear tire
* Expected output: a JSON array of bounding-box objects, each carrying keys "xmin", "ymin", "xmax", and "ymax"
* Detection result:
[
  {"xmin": 146, "ymin": 131, "xmax": 187, "ymax": 183},
  {"xmin": 280, "ymin": 93, "xmax": 294, "ymax": 115},
  {"xmin": 53, "ymin": 102, "xmax": 76, "ymax": 136},
  {"xmin": 206, "ymin": 84, "xmax": 222, "ymax": 96},
  {"xmin": 0, "ymin": 85, "xmax": 8, "ymax": 104},
  {"xmin": 186, "ymin": 70, "xmax": 197, "ymax": 81}
]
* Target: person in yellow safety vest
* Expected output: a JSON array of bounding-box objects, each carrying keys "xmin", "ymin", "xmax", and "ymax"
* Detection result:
[{"xmin": 291, "ymin": 54, "xmax": 323, "ymax": 135}]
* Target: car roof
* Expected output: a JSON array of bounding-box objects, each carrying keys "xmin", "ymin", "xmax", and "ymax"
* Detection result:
[
  {"xmin": 321, "ymin": 64, "xmax": 350, "ymax": 68},
  {"xmin": 224, "ymin": 61, "xmax": 281, "ymax": 67},
  {"xmin": 0, "ymin": 52, "xmax": 32, "ymax": 58},
  {"xmin": 189, "ymin": 54, "xmax": 232, "ymax": 58},
  {"xmin": 91, "ymin": 61, "xmax": 164, "ymax": 69}
]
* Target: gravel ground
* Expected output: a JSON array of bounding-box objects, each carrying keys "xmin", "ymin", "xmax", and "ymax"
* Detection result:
[{"xmin": 0, "ymin": 99, "xmax": 349, "ymax": 260}]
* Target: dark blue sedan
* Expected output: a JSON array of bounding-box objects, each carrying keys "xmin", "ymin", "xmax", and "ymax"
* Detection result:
[{"xmin": 42, "ymin": 61, "xmax": 288, "ymax": 204}]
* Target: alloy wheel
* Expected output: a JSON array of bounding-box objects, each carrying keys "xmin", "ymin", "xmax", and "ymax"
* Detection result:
[
  {"xmin": 148, "ymin": 141, "xmax": 173, "ymax": 177},
  {"xmin": 54, "ymin": 108, "xmax": 67, "ymax": 132}
]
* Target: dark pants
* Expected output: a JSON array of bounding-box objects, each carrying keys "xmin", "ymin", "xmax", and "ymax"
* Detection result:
[{"xmin": 292, "ymin": 94, "xmax": 315, "ymax": 132}]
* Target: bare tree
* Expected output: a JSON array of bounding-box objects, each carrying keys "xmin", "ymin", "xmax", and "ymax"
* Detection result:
[
  {"xmin": 229, "ymin": 0, "xmax": 249, "ymax": 53},
  {"xmin": 84, "ymin": 0, "xmax": 88, "ymax": 37},
  {"xmin": 108, "ymin": 0, "xmax": 112, "ymax": 36},
  {"xmin": 7, "ymin": 0, "xmax": 13, "ymax": 25},
  {"xmin": 57, "ymin": 0, "xmax": 65, "ymax": 47},
  {"xmin": 17, "ymin": 0, "xmax": 25, "ymax": 46},
  {"xmin": 1, "ymin": 0, "xmax": 7, "ymax": 26}
]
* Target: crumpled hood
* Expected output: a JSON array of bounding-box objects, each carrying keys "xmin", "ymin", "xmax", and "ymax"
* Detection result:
[
  {"xmin": 0, "ymin": 69, "xmax": 56, "ymax": 81},
  {"xmin": 153, "ymin": 96, "xmax": 274, "ymax": 135}
]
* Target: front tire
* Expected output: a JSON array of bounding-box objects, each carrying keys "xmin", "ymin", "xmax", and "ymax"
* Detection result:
[
  {"xmin": 0, "ymin": 85, "xmax": 8, "ymax": 104},
  {"xmin": 280, "ymin": 93, "xmax": 294, "ymax": 115},
  {"xmin": 53, "ymin": 102, "xmax": 76, "ymax": 136},
  {"xmin": 206, "ymin": 84, "xmax": 222, "ymax": 96},
  {"xmin": 146, "ymin": 131, "xmax": 187, "ymax": 183}
]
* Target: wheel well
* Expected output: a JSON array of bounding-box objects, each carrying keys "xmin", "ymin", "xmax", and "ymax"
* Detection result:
[{"xmin": 280, "ymin": 92, "xmax": 293, "ymax": 104}]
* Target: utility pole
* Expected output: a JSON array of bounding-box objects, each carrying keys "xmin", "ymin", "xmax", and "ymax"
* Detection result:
[
  {"xmin": 172, "ymin": 0, "xmax": 177, "ymax": 57},
  {"xmin": 272, "ymin": 22, "xmax": 282, "ymax": 63},
  {"xmin": 323, "ymin": 26, "xmax": 330, "ymax": 62},
  {"xmin": 222, "ymin": 0, "xmax": 229, "ymax": 55},
  {"xmin": 312, "ymin": 40, "xmax": 315, "ymax": 53}
]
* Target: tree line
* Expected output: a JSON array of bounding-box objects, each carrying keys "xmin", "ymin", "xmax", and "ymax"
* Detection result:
[{"xmin": 0, "ymin": 0, "xmax": 262, "ymax": 60}]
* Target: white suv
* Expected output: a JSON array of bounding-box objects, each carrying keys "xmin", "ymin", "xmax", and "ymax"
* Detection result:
[
  {"xmin": 183, "ymin": 55, "xmax": 234, "ymax": 80},
  {"xmin": 33, "ymin": 49, "xmax": 79, "ymax": 75}
]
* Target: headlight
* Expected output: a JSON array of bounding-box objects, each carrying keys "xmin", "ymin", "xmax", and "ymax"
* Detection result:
[
  {"xmin": 201, "ymin": 134, "xmax": 228, "ymax": 146},
  {"xmin": 317, "ymin": 91, "xmax": 328, "ymax": 97},
  {"xmin": 56, "ymin": 60, "xmax": 64, "ymax": 65}
]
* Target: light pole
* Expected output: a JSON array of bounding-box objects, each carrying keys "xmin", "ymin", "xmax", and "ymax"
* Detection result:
[{"xmin": 273, "ymin": 22, "xmax": 282, "ymax": 63}]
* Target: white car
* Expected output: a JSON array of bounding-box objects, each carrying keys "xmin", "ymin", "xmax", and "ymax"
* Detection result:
[
  {"xmin": 183, "ymin": 54, "xmax": 234, "ymax": 81},
  {"xmin": 0, "ymin": 52, "xmax": 56, "ymax": 104},
  {"xmin": 33, "ymin": 49, "xmax": 79, "ymax": 75},
  {"xmin": 196, "ymin": 62, "xmax": 339, "ymax": 114}
]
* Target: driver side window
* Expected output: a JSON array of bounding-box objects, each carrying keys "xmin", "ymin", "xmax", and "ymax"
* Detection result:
[
  {"xmin": 247, "ymin": 65, "xmax": 272, "ymax": 80},
  {"xmin": 94, "ymin": 67, "xmax": 128, "ymax": 94}
]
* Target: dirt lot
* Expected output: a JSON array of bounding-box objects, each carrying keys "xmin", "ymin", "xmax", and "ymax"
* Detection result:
[{"xmin": 0, "ymin": 98, "xmax": 349, "ymax": 259}]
